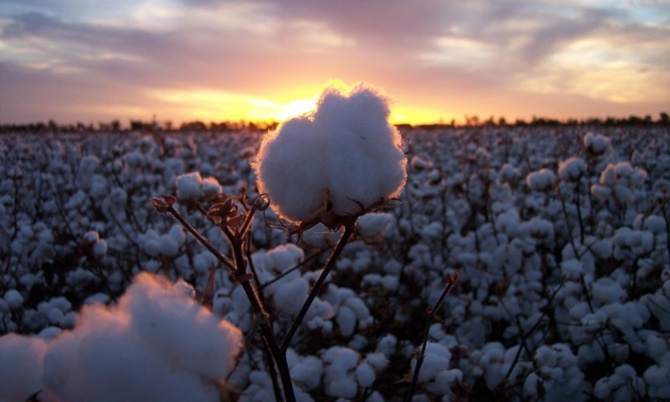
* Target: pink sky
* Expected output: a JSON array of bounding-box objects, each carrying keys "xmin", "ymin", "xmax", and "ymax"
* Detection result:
[{"xmin": 1, "ymin": 0, "xmax": 668, "ymax": 124}]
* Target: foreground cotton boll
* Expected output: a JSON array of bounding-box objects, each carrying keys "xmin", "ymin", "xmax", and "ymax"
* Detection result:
[
  {"xmin": 0, "ymin": 334, "xmax": 47, "ymax": 402},
  {"xmin": 42, "ymin": 272, "xmax": 243, "ymax": 402},
  {"xmin": 255, "ymin": 85, "xmax": 407, "ymax": 224},
  {"xmin": 121, "ymin": 273, "xmax": 244, "ymax": 379},
  {"xmin": 255, "ymin": 118, "xmax": 328, "ymax": 222}
]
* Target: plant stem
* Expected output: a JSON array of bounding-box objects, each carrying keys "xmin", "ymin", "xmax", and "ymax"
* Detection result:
[
  {"xmin": 228, "ymin": 232, "xmax": 297, "ymax": 402},
  {"xmin": 404, "ymin": 274, "xmax": 457, "ymax": 402},
  {"xmin": 576, "ymin": 182, "xmax": 585, "ymax": 244},
  {"xmin": 166, "ymin": 206, "xmax": 235, "ymax": 271},
  {"xmin": 280, "ymin": 224, "xmax": 354, "ymax": 352}
]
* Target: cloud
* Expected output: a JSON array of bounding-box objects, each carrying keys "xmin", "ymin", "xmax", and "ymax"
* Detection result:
[{"xmin": 0, "ymin": 0, "xmax": 668, "ymax": 123}]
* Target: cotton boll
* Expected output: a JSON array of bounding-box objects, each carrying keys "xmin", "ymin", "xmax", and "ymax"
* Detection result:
[
  {"xmin": 200, "ymin": 176, "xmax": 222, "ymax": 200},
  {"xmin": 273, "ymin": 277, "xmax": 308, "ymax": 316},
  {"xmin": 337, "ymin": 305, "xmax": 357, "ymax": 337},
  {"xmin": 92, "ymin": 238, "xmax": 108, "ymax": 258},
  {"xmin": 176, "ymin": 172, "xmax": 204, "ymax": 201},
  {"xmin": 355, "ymin": 362, "xmax": 376, "ymax": 388},
  {"xmin": 526, "ymin": 169, "xmax": 556, "ymax": 192},
  {"xmin": 291, "ymin": 355, "xmax": 323, "ymax": 390},
  {"xmin": 83, "ymin": 230, "xmax": 99, "ymax": 244},
  {"xmin": 500, "ymin": 164, "xmax": 519, "ymax": 183},
  {"xmin": 411, "ymin": 342, "xmax": 451, "ymax": 383},
  {"xmin": 356, "ymin": 212, "xmax": 396, "ymax": 242},
  {"xmin": 39, "ymin": 326, "xmax": 63, "ymax": 340},
  {"xmin": 256, "ymin": 86, "xmax": 406, "ymax": 224},
  {"xmin": 317, "ymin": 87, "xmax": 406, "ymax": 216},
  {"xmin": 583, "ymin": 132, "xmax": 611, "ymax": 156},
  {"xmin": 323, "ymin": 346, "xmax": 360, "ymax": 372},
  {"xmin": 267, "ymin": 244, "xmax": 304, "ymax": 272},
  {"xmin": 365, "ymin": 352, "xmax": 389, "ymax": 371},
  {"xmin": 256, "ymin": 118, "xmax": 328, "ymax": 222},
  {"xmin": 323, "ymin": 346, "xmax": 360, "ymax": 399},
  {"xmin": 561, "ymin": 259, "xmax": 583, "ymax": 280},
  {"xmin": 4, "ymin": 289, "xmax": 24, "ymax": 310},
  {"xmin": 377, "ymin": 334, "xmax": 397, "ymax": 357},
  {"xmin": 44, "ymin": 307, "xmax": 221, "ymax": 402},
  {"xmin": 124, "ymin": 273, "xmax": 243, "ymax": 379},
  {"xmin": 43, "ymin": 273, "xmax": 243, "ymax": 402},
  {"xmin": 591, "ymin": 184, "xmax": 611, "ymax": 201},
  {"xmin": 558, "ymin": 157, "xmax": 587, "ymax": 181},
  {"xmin": 645, "ymin": 365, "xmax": 670, "ymax": 399},
  {"xmin": 176, "ymin": 172, "xmax": 222, "ymax": 203},
  {"xmin": 325, "ymin": 376, "xmax": 358, "ymax": 399},
  {"xmin": 644, "ymin": 215, "xmax": 666, "ymax": 235},
  {"xmin": 366, "ymin": 391, "xmax": 385, "ymax": 402},
  {"xmin": 0, "ymin": 334, "xmax": 47, "ymax": 402}
]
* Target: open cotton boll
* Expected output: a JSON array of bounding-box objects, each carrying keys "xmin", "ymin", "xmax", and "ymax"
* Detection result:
[
  {"xmin": 176, "ymin": 172, "xmax": 222, "ymax": 202},
  {"xmin": 256, "ymin": 118, "xmax": 328, "ymax": 222},
  {"xmin": 176, "ymin": 172, "xmax": 204, "ymax": 201},
  {"xmin": 255, "ymin": 86, "xmax": 406, "ymax": 224},
  {"xmin": 583, "ymin": 132, "xmax": 611, "ymax": 156},
  {"xmin": 323, "ymin": 346, "xmax": 360, "ymax": 399},
  {"xmin": 83, "ymin": 230, "xmax": 99, "ymax": 244},
  {"xmin": 356, "ymin": 212, "xmax": 396, "ymax": 242},
  {"xmin": 526, "ymin": 169, "xmax": 556, "ymax": 191},
  {"xmin": 290, "ymin": 355, "xmax": 324, "ymax": 390},
  {"xmin": 558, "ymin": 157, "xmax": 586, "ymax": 181},
  {"xmin": 42, "ymin": 272, "xmax": 243, "ymax": 402},
  {"xmin": 0, "ymin": 334, "xmax": 47, "ymax": 402},
  {"xmin": 122, "ymin": 273, "xmax": 243, "ymax": 379},
  {"xmin": 411, "ymin": 342, "xmax": 452, "ymax": 383},
  {"xmin": 4, "ymin": 289, "xmax": 24, "ymax": 310},
  {"xmin": 273, "ymin": 276, "xmax": 309, "ymax": 316},
  {"xmin": 317, "ymin": 87, "xmax": 406, "ymax": 217},
  {"xmin": 44, "ymin": 306, "xmax": 221, "ymax": 402}
]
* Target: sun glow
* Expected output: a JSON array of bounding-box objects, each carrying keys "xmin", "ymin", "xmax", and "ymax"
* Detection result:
[
  {"xmin": 147, "ymin": 88, "xmax": 319, "ymax": 122},
  {"xmin": 148, "ymin": 81, "xmax": 451, "ymax": 125}
]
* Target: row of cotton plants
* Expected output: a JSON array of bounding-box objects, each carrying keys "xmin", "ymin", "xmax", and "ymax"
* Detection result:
[{"xmin": 1, "ymin": 99, "xmax": 669, "ymax": 401}]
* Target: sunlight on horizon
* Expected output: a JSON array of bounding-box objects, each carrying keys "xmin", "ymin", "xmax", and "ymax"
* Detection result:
[{"xmin": 146, "ymin": 81, "xmax": 454, "ymax": 125}]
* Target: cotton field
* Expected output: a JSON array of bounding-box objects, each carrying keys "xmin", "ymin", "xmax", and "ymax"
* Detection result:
[{"xmin": 1, "ymin": 121, "xmax": 670, "ymax": 402}]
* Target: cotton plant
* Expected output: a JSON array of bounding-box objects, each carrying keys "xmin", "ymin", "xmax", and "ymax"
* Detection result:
[
  {"xmin": 147, "ymin": 85, "xmax": 409, "ymax": 402},
  {"xmin": 3, "ymin": 118, "xmax": 670, "ymax": 402},
  {"xmin": 0, "ymin": 273, "xmax": 243, "ymax": 402}
]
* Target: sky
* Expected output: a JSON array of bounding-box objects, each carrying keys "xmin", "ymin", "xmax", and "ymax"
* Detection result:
[{"xmin": 0, "ymin": 0, "xmax": 668, "ymax": 125}]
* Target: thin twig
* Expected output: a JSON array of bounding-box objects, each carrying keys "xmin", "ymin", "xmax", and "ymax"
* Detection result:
[
  {"xmin": 260, "ymin": 248, "xmax": 329, "ymax": 290},
  {"xmin": 165, "ymin": 205, "xmax": 235, "ymax": 271},
  {"xmin": 404, "ymin": 273, "xmax": 458, "ymax": 402},
  {"xmin": 280, "ymin": 224, "xmax": 354, "ymax": 352}
]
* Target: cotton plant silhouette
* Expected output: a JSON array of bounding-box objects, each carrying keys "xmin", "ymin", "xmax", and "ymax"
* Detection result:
[{"xmin": 151, "ymin": 85, "xmax": 414, "ymax": 402}]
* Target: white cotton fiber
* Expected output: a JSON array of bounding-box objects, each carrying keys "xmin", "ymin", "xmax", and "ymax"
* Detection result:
[
  {"xmin": 558, "ymin": 157, "xmax": 586, "ymax": 181},
  {"xmin": 176, "ymin": 172, "xmax": 222, "ymax": 202},
  {"xmin": 526, "ymin": 169, "xmax": 556, "ymax": 192},
  {"xmin": 273, "ymin": 276, "xmax": 309, "ymax": 316},
  {"xmin": 256, "ymin": 86, "xmax": 407, "ymax": 223},
  {"xmin": 583, "ymin": 132, "xmax": 611, "ymax": 156},
  {"xmin": 121, "ymin": 273, "xmax": 243, "ymax": 379},
  {"xmin": 356, "ymin": 212, "xmax": 396, "ymax": 242},
  {"xmin": 0, "ymin": 334, "xmax": 47, "ymax": 402},
  {"xmin": 4, "ymin": 289, "xmax": 24, "ymax": 310},
  {"xmin": 41, "ymin": 272, "xmax": 243, "ymax": 402}
]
